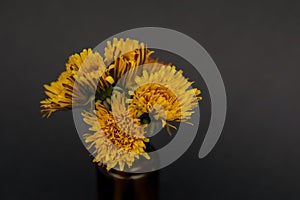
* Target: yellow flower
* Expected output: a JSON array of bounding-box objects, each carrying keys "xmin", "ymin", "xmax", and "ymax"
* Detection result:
[
  {"xmin": 128, "ymin": 65, "xmax": 202, "ymax": 128},
  {"xmin": 104, "ymin": 38, "xmax": 153, "ymax": 65},
  {"xmin": 104, "ymin": 38, "xmax": 154, "ymax": 85},
  {"xmin": 83, "ymin": 93, "xmax": 149, "ymax": 171},
  {"xmin": 40, "ymin": 49, "xmax": 112, "ymax": 117}
]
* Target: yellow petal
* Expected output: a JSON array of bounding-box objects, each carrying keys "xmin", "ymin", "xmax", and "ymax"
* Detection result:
[{"xmin": 105, "ymin": 76, "xmax": 115, "ymax": 84}]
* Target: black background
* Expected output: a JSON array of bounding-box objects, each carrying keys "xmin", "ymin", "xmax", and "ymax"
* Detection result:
[{"xmin": 1, "ymin": 0, "xmax": 300, "ymax": 199}]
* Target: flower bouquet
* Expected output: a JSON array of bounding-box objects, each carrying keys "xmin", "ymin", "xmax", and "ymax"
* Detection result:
[{"xmin": 40, "ymin": 38, "xmax": 202, "ymax": 172}]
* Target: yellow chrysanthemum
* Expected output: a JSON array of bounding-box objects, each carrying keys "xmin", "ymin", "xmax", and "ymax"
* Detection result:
[
  {"xmin": 128, "ymin": 65, "xmax": 202, "ymax": 128},
  {"xmin": 40, "ymin": 49, "xmax": 112, "ymax": 117},
  {"xmin": 83, "ymin": 93, "xmax": 149, "ymax": 171},
  {"xmin": 104, "ymin": 38, "xmax": 152, "ymax": 65},
  {"xmin": 104, "ymin": 38, "xmax": 154, "ymax": 85}
]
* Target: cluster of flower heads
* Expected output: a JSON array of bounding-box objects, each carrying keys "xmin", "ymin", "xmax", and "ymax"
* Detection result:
[{"xmin": 40, "ymin": 38, "xmax": 202, "ymax": 171}]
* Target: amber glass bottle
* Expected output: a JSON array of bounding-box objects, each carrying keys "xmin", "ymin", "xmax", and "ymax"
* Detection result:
[{"xmin": 95, "ymin": 145, "xmax": 160, "ymax": 200}]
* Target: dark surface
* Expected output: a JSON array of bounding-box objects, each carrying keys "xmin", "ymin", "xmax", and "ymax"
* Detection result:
[{"xmin": 1, "ymin": 0, "xmax": 300, "ymax": 199}]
